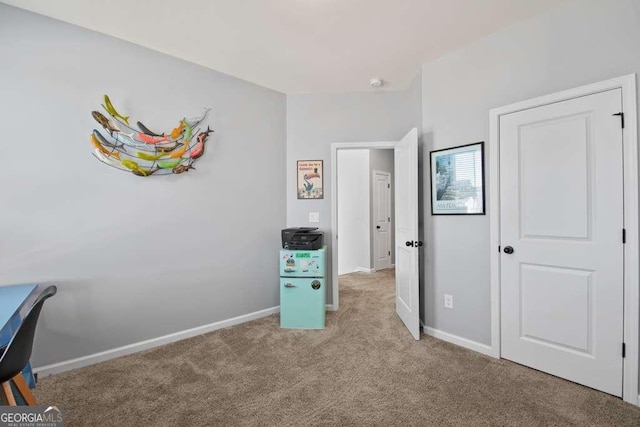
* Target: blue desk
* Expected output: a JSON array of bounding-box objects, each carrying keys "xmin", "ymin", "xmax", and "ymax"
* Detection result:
[
  {"xmin": 0, "ymin": 284, "xmax": 38, "ymax": 332},
  {"xmin": 0, "ymin": 283, "xmax": 39, "ymax": 394}
]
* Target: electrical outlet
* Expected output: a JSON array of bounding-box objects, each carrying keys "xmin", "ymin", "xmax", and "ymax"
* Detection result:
[
  {"xmin": 444, "ymin": 294, "xmax": 454, "ymax": 309},
  {"xmin": 309, "ymin": 212, "xmax": 320, "ymax": 223}
]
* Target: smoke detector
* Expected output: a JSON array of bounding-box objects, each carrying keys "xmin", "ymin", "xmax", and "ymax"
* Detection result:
[{"xmin": 370, "ymin": 78, "xmax": 384, "ymax": 88}]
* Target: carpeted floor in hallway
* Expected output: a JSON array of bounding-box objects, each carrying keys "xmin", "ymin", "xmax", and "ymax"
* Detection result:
[{"xmin": 35, "ymin": 269, "xmax": 640, "ymax": 426}]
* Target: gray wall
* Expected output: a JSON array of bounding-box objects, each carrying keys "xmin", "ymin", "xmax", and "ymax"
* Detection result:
[
  {"xmin": 0, "ymin": 4, "xmax": 286, "ymax": 368},
  {"xmin": 421, "ymin": 0, "xmax": 640, "ymax": 349},
  {"xmin": 369, "ymin": 149, "xmax": 395, "ymax": 266},
  {"xmin": 286, "ymin": 72, "xmax": 422, "ymax": 304},
  {"xmin": 337, "ymin": 149, "xmax": 371, "ymax": 274}
]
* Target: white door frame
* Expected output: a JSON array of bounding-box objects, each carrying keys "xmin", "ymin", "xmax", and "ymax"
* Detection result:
[
  {"xmin": 372, "ymin": 170, "xmax": 392, "ymax": 271},
  {"xmin": 331, "ymin": 141, "xmax": 397, "ymax": 310},
  {"xmin": 489, "ymin": 74, "xmax": 639, "ymax": 405}
]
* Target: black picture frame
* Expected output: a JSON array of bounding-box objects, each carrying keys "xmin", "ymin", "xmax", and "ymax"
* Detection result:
[{"xmin": 430, "ymin": 142, "xmax": 485, "ymax": 215}]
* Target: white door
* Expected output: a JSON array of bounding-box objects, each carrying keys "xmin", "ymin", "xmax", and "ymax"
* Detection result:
[
  {"xmin": 373, "ymin": 170, "xmax": 392, "ymax": 271},
  {"xmin": 395, "ymin": 128, "xmax": 420, "ymax": 340},
  {"xmin": 500, "ymin": 89, "xmax": 624, "ymax": 395}
]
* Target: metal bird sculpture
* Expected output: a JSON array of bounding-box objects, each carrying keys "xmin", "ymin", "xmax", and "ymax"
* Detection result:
[
  {"xmin": 189, "ymin": 127, "xmax": 214, "ymax": 160},
  {"xmin": 89, "ymin": 95, "xmax": 214, "ymax": 177},
  {"xmin": 137, "ymin": 121, "xmax": 165, "ymax": 137}
]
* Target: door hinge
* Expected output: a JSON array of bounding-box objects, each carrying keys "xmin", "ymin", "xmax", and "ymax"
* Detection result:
[
  {"xmin": 388, "ymin": 250, "xmax": 391, "ymax": 256},
  {"xmin": 388, "ymin": 217, "xmax": 390, "ymax": 222},
  {"xmin": 388, "ymin": 183, "xmax": 390, "ymax": 189},
  {"xmin": 622, "ymin": 342, "xmax": 626, "ymax": 358},
  {"xmin": 613, "ymin": 112, "xmax": 625, "ymax": 129},
  {"xmin": 623, "ymin": 228, "xmax": 626, "ymax": 244}
]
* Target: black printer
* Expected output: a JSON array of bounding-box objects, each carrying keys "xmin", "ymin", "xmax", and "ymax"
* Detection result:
[{"xmin": 281, "ymin": 227, "xmax": 324, "ymax": 250}]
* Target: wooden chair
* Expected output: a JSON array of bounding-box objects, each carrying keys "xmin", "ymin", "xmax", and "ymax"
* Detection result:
[{"xmin": 0, "ymin": 286, "xmax": 56, "ymax": 405}]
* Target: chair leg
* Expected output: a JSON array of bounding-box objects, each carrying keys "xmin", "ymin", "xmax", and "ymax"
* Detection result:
[
  {"xmin": 0, "ymin": 383, "xmax": 7, "ymax": 405},
  {"xmin": 12, "ymin": 373, "xmax": 37, "ymax": 406},
  {"xmin": 1, "ymin": 381, "xmax": 17, "ymax": 406}
]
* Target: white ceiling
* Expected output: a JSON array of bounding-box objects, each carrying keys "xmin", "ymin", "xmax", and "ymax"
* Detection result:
[{"xmin": 2, "ymin": 0, "xmax": 566, "ymax": 93}]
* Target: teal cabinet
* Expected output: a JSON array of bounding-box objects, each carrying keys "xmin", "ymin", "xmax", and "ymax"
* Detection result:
[
  {"xmin": 280, "ymin": 278, "xmax": 325, "ymax": 329},
  {"xmin": 280, "ymin": 247, "xmax": 326, "ymax": 329}
]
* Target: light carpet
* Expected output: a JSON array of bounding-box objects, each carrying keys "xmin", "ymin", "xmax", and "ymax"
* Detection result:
[{"xmin": 35, "ymin": 269, "xmax": 640, "ymax": 426}]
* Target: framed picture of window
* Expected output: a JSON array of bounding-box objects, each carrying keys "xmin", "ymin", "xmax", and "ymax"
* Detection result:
[
  {"xmin": 430, "ymin": 142, "xmax": 485, "ymax": 215},
  {"xmin": 297, "ymin": 160, "xmax": 323, "ymax": 199}
]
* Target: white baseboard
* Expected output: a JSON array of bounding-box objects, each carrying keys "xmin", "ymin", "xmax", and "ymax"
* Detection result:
[
  {"xmin": 34, "ymin": 306, "xmax": 280, "ymax": 378},
  {"xmin": 355, "ymin": 267, "xmax": 375, "ymax": 273},
  {"xmin": 422, "ymin": 323, "xmax": 494, "ymax": 357},
  {"xmin": 326, "ymin": 304, "xmax": 335, "ymax": 311}
]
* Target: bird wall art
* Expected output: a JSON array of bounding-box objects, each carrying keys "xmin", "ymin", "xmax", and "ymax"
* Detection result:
[{"xmin": 90, "ymin": 95, "xmax": 214, "ymax": 177}]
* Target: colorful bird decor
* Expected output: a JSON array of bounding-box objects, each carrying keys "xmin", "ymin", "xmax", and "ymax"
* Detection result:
[{"xmin": 90, "ymin": 95, "xmax": 214, "ymax": 177}]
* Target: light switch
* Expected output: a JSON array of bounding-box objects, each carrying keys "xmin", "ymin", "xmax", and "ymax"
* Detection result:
[{"xmin": 309, "ymin": 212, "xmax": 320, "ymax": 223}]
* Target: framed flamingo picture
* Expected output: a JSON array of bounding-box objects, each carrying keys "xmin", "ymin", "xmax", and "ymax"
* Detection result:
[{"xmin": 297, "ymin": 160, "xmax": 323, "ymax": 199}]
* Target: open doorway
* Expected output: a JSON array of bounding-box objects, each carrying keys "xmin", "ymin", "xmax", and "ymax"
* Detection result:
[
  {"xmin": 337, "ymin": 149, "xmax": 395, "ymax": 275},
  {"xmin": 331, "ymin": 128, "xmax": 420, "ymax": 339}
]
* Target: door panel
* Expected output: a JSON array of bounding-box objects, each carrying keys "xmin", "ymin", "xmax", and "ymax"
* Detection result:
[
  {"xmin": 395, "ymin": 128, "xmax": 420, "ymax": 340},
  {"xmin": 396, "ymin": 246, "xmax": 414, "ymax": 309},
  {"xmin": 500, "ymin": 89, "xmax": 623, "ymax": 396},
  {"xmin": 519, "ymin": 114, "xmax": 590, "ymax": 239},
  {"xmin": 520, "ymin": 264, "xmax": 592, "ymax": 353},
  {"xmin": 373, "ymin": 171, "xmax": 391, "ymax": 270}
]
